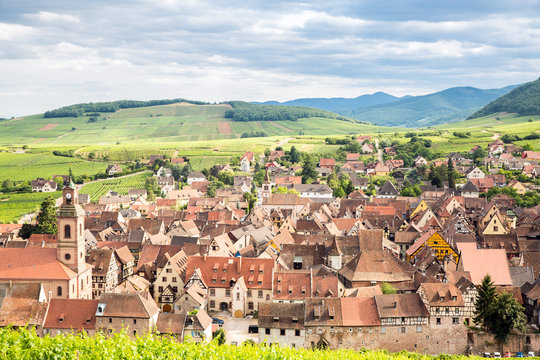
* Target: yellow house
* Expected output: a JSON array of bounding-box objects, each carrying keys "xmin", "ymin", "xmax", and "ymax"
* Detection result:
[
  {"xmin": 279, "ymin": 216, "xmax": 296, "ymax": 233},
  {"xmin": 481, "ymin": 211, "xmax": 508, "ymax": 236},
  {"xmin": 507, "ymin": 180, "xmax": 527, "ymax": 195},
  {"xmin": 410, "ymin": 199, "xmax": 428, "ymax": 218},
  {"xmin": 406, "ymin": 230, "xmax": 459, "ymax": 263}
]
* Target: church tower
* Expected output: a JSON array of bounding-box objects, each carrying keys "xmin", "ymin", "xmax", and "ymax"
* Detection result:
[{"xmin": 57, "ymin": 185, "xmax": 86, "ymax": 274}]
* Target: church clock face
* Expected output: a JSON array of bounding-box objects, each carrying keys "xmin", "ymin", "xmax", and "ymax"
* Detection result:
[{"xmin": 66, "ymin": 193, "xmax": 72, "ymax": 200}]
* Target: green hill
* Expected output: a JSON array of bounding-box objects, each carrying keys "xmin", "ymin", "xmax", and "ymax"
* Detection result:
[
  {"xmin": 340, "ymin": 86, "xmax": 517, "ymax": 127},
  {"xmin": 0, "ymin": 327, "xmax": 480, "ymax": 360},
  {"xmin": 469, "ymin": 77, "xmax": 540, "ymax": 118},
  {"xmin": 0, "ymin": 102, "xmax": 382, "ymax": 146}
]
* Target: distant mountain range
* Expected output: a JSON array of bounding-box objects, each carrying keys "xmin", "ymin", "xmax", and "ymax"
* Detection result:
[
  {"xmin": 258, "ymin": 85, "xmax": 519, "ymax": 127},
  {"xmin": 469, "ymin": 77, "xmax": 540, "ymax": 119}
]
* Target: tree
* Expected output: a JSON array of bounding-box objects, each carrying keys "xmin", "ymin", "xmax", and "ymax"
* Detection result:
[
  {"xmin": 54, "ymin": 176, "xmax": 65, "ymax": 190},
  {"xmin": 485, "ymin": 292, "xmax": 526, "ymax": 346},
  {"xmin": 472, "ymin": 147, "xmax": 487, "ymax": 165},
  {"xmin": 289, "ymin": 146, "xmax": 301, "ymax": 163},
  {"xmin": 473, "ymin": 274, "xmax": 497, "ymax": 327},
  {"xmin": 35, "ymin": 197, "xmax": 57, "ymax": 234},
  {"xmin": 447, "ymin": 159, "xmax": 456, "ymax": 188},
  {"xmin": 1, "ymin": 179, "xmax": 14, "ymax": 193},
  {"xmin": 145, "ymin": 177, "xmax": 157, "ymax": 202},
  {"xmin": 301, "ymin": 155, "xmax": 318, "ymax": 183},
  {"xmin": 380, "ymin": 282, "xmax": 397, "ymax": 294}
]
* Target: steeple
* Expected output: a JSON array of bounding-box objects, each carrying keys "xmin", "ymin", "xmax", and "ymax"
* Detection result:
[{"xmin": 57, "ymin": 185, "xmax": 86, "ymax": 273}]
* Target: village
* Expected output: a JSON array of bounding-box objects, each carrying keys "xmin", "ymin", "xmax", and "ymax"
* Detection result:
[{"xmin": 1, "ymin": 135, "xmax": 540, "ymax": 357}]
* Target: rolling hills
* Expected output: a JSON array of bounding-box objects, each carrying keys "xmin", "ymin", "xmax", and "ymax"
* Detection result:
[
  {"xmin": 0, "ymin": 102, "xmax": 383, "ymax": 146},
  {"xmin": 469, "ymin": 77, "xmax": 540, "ymax": 118},
  {"xmin": 262, "ymin": 85, "xmax": 518, "ymax": 127}
]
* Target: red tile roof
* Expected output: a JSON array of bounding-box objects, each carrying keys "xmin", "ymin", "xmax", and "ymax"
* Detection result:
[
  {"xmin": 341, "ymin": 297, "xmax": 381, "ymax": 326},
  {"xmin": 0, "ymin": 248, "xmax": 77, "ymax": 280},
  {"xmin": 44, "ymin": 298, "xmax": 98, "ymax": 330},
  {"xmin": 184, "ymin": 256, "xmax": 274, "ymax": 289}
]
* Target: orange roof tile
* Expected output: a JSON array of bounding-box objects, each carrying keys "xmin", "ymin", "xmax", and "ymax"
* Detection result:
[{"xmin": 0, "ymin": 248, "xmax": 77, "ymax": 281}]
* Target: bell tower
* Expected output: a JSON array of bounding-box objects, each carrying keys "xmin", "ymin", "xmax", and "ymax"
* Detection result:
[{"xmin": 57, "ymin": 185, "xmax": 86, "ymax": 274}]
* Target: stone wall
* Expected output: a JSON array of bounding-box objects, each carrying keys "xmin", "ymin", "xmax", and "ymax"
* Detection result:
[{"xmin": 469, "ymin": 331, "xmax": 540, "ymax": 355}]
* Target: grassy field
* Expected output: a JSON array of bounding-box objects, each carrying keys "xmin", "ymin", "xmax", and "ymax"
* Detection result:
[
  {"xmin": 0, "ymin": 327, "xmax": 482, "ymax": 360},
  {"xmin": 0, "ymin": 151, "xmax": 110, "ymax": 182},
  {"xmin": 0, "ymin": 103, "xmax": 385, "ymax": 146},
  {"xmin": 0, "ymin": 191, "xmax": 60, "ymax": 223},
  {"xmin": 79, "ymin": 171, "xmax": 152, "ymax": 202}
]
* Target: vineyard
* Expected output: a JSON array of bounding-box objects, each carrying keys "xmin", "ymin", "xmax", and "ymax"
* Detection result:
[
  {"xmin": 0, "ymin": 152, "xmax": 110, "ymax": 182},
  {"xmin": 0, "ymin": 191, "xmax": 61, "ymax": 223},
  {"xmin": 0, "ymin": 327, "xmax": 479, "ymax": 360},
  {"xmin": 79, "ymin": 172, "xmax": 152, "ymax": 202}
]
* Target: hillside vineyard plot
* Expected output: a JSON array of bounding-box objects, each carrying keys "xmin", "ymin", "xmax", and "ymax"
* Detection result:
[{"xmin": 79, "ymin": 172, "xmax": 152, "ymax": 202}]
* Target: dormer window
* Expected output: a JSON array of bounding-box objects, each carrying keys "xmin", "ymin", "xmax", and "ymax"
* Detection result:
[{"xmin": 452, "ymin": 296, "xmax": 457, "ymax": 301}]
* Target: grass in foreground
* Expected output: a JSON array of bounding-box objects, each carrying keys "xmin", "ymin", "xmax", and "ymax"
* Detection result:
[{"xmin": 0, "ymin": 327, "xmax": 478, "ymax": 360}]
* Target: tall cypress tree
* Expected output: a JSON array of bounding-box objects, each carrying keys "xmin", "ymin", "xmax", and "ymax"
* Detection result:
[
  {"xmin": 447, "ymin": 158, "xmax": 456, "ymax": 188},
  {"xmin": 473, "ymin": 274, "xmax": 496, "ymax": 327}
]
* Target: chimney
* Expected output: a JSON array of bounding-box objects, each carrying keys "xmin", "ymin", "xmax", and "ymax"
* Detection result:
[
  {"xmin": 392, "ymin": 301, "xmax": 397, "ymax": 308},
  {"xmin": 237, "ymin": 257, "xmax": 242, "ymax": 273}
]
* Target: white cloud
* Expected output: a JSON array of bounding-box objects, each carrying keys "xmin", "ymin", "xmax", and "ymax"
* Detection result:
[
  {"xmin": 30, "ymin": 11, "xmax": 80, "ymax": 23},
  {"xmin": 0, "ymin": 22, "xmax": 34, "ymax": 41}
]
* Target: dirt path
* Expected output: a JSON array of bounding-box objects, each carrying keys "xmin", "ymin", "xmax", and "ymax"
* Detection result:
[
  {"xmin": 38, "ymin": 123, "xmax": 59, "ymax": 131},
  {"xmin": 375, "ymin": 139, "xmax": 383, "ymax": 163},
  {"xmin": 491, "ymin": 133, "xmax": 500, "ymax": 140},
  {"xmin": 275, "ymin": 137, "xmax": 293, "ymax": 149}
]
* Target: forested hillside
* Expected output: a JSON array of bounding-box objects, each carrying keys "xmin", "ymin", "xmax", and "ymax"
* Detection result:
[
  {"xmin": 469, "ymin": 77, "xmax": 540, "ymax": 118},
  {"xmin": 224, "ymin": 101, "xmax": 356, "ymax": 122}
]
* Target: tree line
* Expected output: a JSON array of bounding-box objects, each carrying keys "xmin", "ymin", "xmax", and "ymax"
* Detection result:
[
  {"xmin": 43, "ymin": 99, "xmax": 209, "ymax": 118},
  {"xmin": 224, "ymin": 101, "xmax": 353, "ymax": 122}
]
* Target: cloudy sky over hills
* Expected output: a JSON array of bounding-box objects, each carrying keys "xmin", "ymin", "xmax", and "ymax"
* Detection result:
[{"xmin": 1, "ymin": 0, "xmax": 539, "ymax": 117}]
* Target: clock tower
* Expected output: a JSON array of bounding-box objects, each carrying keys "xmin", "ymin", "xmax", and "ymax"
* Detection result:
[{"xmin": 57, "ymin": 185, "xmax": 86, "ymax": 274}]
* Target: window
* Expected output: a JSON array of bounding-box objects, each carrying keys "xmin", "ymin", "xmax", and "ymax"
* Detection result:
[
  {"xmin": 57, "ymin": 286, "xmax": 62, "ymax": 296},
  {"xmin": 65, "ymin": 253, "xmax": 71, "ymax": 261},
  {"xmin": 435, "ymin": 307, "xmax": 440, "ymax": 313},
  {"xmin": 452, "ymin": 318, "xmax": 459, "ymax": 324},
  {"xmin": 248, "ymin": 302, "xmax": 254, "ymax": 310},
  {"xmin": 172, "ymin": 286, "xmax": 178, "ymax": 293},
  {"xmin": 162, "ymin": 277, "xmax": 167, "ymax": 282},
  {"xmin": 158, "ymin": 286, "xmax": 163, "ymax": 293},
  {"xmin": 280, "ymin": 329, "xmax": 285, "ymax": 336},
  {"xmin": 416, "ymin": 326, "xmax": 422, "ymax": 333},
  {"xmin": 436, "ymin": 318, "xmax": 441, "ymax": 325},
  {"xmin": 400, "ymin": 327, "xmax": 406, "ymax": 334},
  {"xmin": 64, "ymin": 225, "xmax": 71, "ymax": 238},
  {"xmin": 265, "ymin": 328, "xmax": 270, "ymax": 335},
  {"xmin": 109, "ymin": 318, "xmax": 112, "ymax": 323},
  {"xmin": 210, "ymin": 289, "xmax": 216, "ymax": 296},
  {"xmin": 295, "ymin": 330, "xmax": 301, "ymax": 336},
  {"xmin": 494, "ymin": 226, "xmax": 499, "ymax": 232},
  {"xmin": 133, "ymin": 319, "xmax": 137, "ymax": 324},
  {"xmin": 225, "ymin": 289, "xmax": 231, "ymax": 297},
  {"xmin": 172, "ymin": 277, "xmax": 177, "ymax": 282},
  {"xmin": 258, "ymin": 290, "xmax": 263, "ymax": 298},
  {"xmin": 247, "ymin": 290, "xmax": 252, "ymax": 298},
  {"xmin": 236, "ymin": 292, "xmax": 240, "ymax": 300},
  {"xmin": 166, "ymin": 268, "xmax": 172, "ymax": 273},
  {"xmin": 380, "ymin": 327, "xmax": 386, "ymax": 334}
]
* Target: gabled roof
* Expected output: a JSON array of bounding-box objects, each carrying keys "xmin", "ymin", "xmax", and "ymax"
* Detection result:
[
  {"xmin": 340, "ymin": 297, "xmax": 380, "ymax": 326},
  {"xmin": 461, "ymin": 181, "xmax": 479, "ymax": 193}
]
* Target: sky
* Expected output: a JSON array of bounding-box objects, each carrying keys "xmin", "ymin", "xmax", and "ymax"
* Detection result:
[{"xmin": 1, "ymin": 0, "xmax": 539, "ymax": 117}]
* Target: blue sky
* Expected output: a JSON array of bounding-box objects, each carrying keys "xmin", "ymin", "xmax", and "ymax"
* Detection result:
[{"xmin": 0, "ymin": 0, "xmax": 539, "ymax": 117}]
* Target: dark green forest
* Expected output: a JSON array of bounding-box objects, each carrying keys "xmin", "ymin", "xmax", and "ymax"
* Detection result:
[
  {"xmin": 223, "ymin": 101, "xmax": 356, "ymax": 122},
  {"xmin": 469, "ymin": 77, "xmax": 540, "ymax": 118}
]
